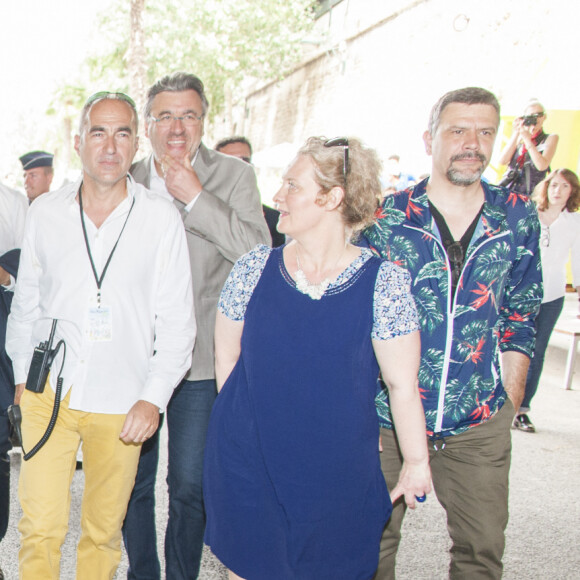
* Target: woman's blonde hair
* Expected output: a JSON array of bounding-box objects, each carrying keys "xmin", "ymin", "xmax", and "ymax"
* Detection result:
[
  {"xmin": 298, "ymin": 137, "xmax": 381, "ymax": 235},
  {"xmin": 532, "ymin": 168, "xmax": 580, "ymax": 212}
]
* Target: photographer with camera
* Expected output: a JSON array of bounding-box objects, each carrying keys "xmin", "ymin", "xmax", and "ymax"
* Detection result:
[{"xmin": 498, "ymin": 100, "xmax": 559, "ymax": 196}]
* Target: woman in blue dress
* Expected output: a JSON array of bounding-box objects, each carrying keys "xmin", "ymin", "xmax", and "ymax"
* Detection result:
[{"xmin": 203, "ymin": 137, "xmax": 431, "ymax": 580}]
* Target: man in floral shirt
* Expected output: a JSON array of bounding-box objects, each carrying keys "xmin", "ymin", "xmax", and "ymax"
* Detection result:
[{"xmin": 365, "ymin": 87, "xmax": 542, "ymax": 579}]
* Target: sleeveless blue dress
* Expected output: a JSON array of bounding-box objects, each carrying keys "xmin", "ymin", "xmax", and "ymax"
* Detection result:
[{"xmin": 203, "ymin": 247, "xmax": 392, "ymax": 579}]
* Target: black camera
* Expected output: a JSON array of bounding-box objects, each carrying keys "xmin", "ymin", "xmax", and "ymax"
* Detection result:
[{"xmin": 521, "ymin": 113, "xmax": 541, "ymax": 127}]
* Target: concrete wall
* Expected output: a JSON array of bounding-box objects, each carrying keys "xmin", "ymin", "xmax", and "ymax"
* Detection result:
[{"xmin": 231, "ymin": 0, "xmax": 579, "ymax": 202}]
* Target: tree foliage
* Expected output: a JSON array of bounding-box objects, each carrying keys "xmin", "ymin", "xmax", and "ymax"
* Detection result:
[{"xmin": 84, "ymin": 0, "xmax": 316, "ymax": 117}]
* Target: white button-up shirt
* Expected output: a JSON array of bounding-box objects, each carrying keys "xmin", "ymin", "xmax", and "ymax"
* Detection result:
[
  {"xmin": 7, "ymin": 177, "xmax": 196, "ymax": 414},
  {"xmin": 148, "ymin": 152, "xmax": 200, "ymax": 212},
  {"xmin": 0, "ymin": 182, "xmax": 27, "ymax": 255},
  {"xmin": 540, "ymin": 209, "xmax": 580, "ymax": 303}
]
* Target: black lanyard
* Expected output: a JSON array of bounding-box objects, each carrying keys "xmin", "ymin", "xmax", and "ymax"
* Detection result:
[{"xmin": 78, "ymin": 182, "xmax": 135, "ymax": 305}]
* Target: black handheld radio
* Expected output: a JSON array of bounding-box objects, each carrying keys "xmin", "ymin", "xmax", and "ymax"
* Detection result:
[{"xmin": 25, "ymin": 319, "xmax": 58, "ymax": 393}]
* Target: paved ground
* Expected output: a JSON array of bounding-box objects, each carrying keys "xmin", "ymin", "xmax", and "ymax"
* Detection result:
[{"xmin": 2, "ymin": 295, "xmax": 580, "ymax": 579}]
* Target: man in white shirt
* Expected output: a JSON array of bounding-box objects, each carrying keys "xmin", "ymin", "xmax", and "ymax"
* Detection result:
[
  {"xmin": 0, "ymin": 181, "xmax": 27, "ymax": 579},
  {"xmin": 0, "ymin": 182, "xmax": 27, "ymax": 253},
  {"xmin": 0, "ymin": 181, "xmax": 27, "ymax": 295},
  {"xmin": 6, "ymin": 92, "xmax": 195, "ymax": 579}
]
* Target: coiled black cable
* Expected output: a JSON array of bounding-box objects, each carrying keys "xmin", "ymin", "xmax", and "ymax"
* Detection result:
[{"xmin": 22, "ymin": 340, "xmax": 66, "ymax": 461}]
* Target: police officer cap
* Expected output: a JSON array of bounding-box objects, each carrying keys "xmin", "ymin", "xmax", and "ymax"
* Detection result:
[{"xmin": 19, "ymin": 151, "xmax": 54, "ymax": 170}]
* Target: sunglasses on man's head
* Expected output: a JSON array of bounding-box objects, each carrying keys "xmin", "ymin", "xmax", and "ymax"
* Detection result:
[{"xmin": 85, "ymin": 91, "xmax": 137, "ymax": 111}]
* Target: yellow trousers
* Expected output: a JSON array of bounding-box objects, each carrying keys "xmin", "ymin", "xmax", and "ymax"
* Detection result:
[{"xmin": 18, "ymin": 386, "xmax": 142, "ymax": 580}]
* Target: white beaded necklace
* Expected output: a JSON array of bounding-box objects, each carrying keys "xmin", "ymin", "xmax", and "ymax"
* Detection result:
[{"xmin": 294, "ymin": 245, "xmax": 346, "ymax": 300}]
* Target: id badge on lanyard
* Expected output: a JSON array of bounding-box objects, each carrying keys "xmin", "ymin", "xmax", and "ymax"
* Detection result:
[
  {"xmin": 78, "ymin": 182, "xmax": 135, "ymax": 344},
  {"xmin": 86, "ymin": 301, "xmax": 113, "ymax": 342}
]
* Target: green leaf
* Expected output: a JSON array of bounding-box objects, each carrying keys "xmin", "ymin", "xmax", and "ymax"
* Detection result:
[
  {"xmin": 415, "ymin": 260, "xmax": 446, "ymax": 284},
  {"xmin": 443, "ymin": 374, "xmax": 493, "ymax": 423},
  {"xmin": 415, "ymin": 287, "xmax": 444, "ymax": 334},
  {"xmin": 454, "ymin": 320, "xmax": 489, "ymax": 361},
  {"xmin": 389, "ymin": 235, "xmax": 420, "ymax": 270},
  {"xmin": 454, "ymin": 304, "xmax": 475, "ymax": 318},
  {"xmin": 483, "ymin": 203, "xmax": 507, "ymax": 222},
  {"xmin": 518, "ymin": 213, "xmax": 541, "ymax": 236},
  {"xmin": 418, "ymin": 347, "xmax": 444, "ymax": 387},
  {"xmin": 472, "ymin": 241, "xmax": 512, "ymax": 283}
]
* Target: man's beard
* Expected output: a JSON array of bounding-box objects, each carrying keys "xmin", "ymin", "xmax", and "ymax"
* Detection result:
[{"xmin": 446, "ymin": 152, "xmax": 487, "ymax": 186}]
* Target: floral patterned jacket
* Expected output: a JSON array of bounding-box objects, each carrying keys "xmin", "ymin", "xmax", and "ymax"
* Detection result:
[{"xmin": 365, "ymin": 179, "xmax": 542, "ymax": 437}]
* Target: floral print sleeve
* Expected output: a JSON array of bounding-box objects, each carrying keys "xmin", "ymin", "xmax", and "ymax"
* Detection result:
[
  {"xmin": 372, "ymin": 261, "xmax": 420, "ymax": 340},
  {"xmin": 218, "ymin": 244, "xmax": 272, "ymax": 321}
]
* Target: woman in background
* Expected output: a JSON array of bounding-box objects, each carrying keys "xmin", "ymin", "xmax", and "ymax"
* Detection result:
[
  {"xmin": 498, "ymin": 100, "xmax": 559, "ymax": 196},
  {"xmin": 514, "ymin": 169, "xmax": 580, "ymax": 432},
  {"xmin": 203, "ymin": 137, "xmax": 431, "ymax": 579}
]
